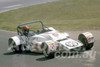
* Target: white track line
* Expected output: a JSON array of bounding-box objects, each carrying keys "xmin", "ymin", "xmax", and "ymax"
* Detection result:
[{"xmin": 5, "ymin": 4, "xmax": 22, "ymax": 8}]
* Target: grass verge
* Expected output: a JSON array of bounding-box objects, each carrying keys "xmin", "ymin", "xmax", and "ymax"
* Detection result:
[{"xmin": 0, "ymin": 0, "xmax": 100, "ymax": 31}]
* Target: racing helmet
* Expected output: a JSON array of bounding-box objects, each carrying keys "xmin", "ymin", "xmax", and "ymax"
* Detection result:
[{"xmin": 22, "ymin": 25, "xmax": 29, "ymax": 36}]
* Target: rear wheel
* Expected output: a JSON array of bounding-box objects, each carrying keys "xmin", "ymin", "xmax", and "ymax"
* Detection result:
[
  {"xmin": 12, "ymin": 45, "xmax": 23, "ymax": 53},
  {"xmin": 8, "ymin": 38, "xmax": 22, "ymax": 53},
  {"xmin": 78, "ymin": 32, "xmax": 94, "ymax": 50}
]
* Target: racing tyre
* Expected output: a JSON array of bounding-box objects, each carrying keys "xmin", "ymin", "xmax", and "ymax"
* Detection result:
[
  {"xmin": 78, "ymin": 32, "xmax": 94, "ymax": 50},
  {"xmin": 8, "ymin": 38, "xmax": 22, "ymax": 53},
  {"xmin": 60, "ymin": 50, "xmax": 69, "ymax": 58},
  {"xmin": 12, "ymin": 45, "xmax": 22, "ymax": 53},
  {"xmin": 43, "ymin": 48, "xmax": 55, "ymax": 58},
  {"xmin": 42, "ymin": 42, "xmax": 56, "ymax": 58}
]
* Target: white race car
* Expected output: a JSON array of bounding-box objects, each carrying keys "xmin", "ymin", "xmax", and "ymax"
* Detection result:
[{"xmin": 8, "ymin": 20, "xmax": 94, "ymax": 58}]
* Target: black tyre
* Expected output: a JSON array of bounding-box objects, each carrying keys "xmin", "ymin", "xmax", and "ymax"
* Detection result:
[
  {"xmin": 12, "ymin": 45, "xmax": 23, "ymax": 53},
  {"xmin": 78, "ymin": 32, "xmax": 94, "ymax": 50},
  {"xmin": 42, "ymin": 42, "xmax": 56, "ymax": 58},
  {"xmin": 43, "ymin": 45, "xmax": 55, "ymax": 58},
  {"xmin": 60, "ymin": 50, "xmax": 69, "ymax": 57},
  {"xmin": 8, "ymin": 38, "xmax": 22, "ymax": 53}
]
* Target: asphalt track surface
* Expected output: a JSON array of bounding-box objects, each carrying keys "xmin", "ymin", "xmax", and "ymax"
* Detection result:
[
  {"xmin": 0, "ymin": 30, "xmax": 100, "ymax": 67},
  {"xmin": 0, "ymin": 0, "xmax": 56, "ymax": 12},
  {"xmin": 0, "ymin": 0, "xmax": 100, "ymax": 67}
]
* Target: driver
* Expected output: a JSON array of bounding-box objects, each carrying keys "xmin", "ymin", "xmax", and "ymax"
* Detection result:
[{"xmin": 22, "ymin": 25, "xmax": 29, "ymax": 36}]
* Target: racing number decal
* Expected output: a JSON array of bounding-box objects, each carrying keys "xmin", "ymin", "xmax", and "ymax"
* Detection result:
[{"xmin": 65, "ymin": 41, "xmax": 78, "ymax": 47}]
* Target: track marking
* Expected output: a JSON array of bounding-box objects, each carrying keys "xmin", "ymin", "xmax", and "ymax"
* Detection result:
[{"xmin": 5, "ymin": 4, "xmax": 22, "ymax": 8}]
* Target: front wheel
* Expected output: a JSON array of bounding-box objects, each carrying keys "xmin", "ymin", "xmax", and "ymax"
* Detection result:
[
  {"xmin": 41, "ymin": 41, "xmax": 56, "ymax": 58},
  {"xmin": 78, "ymin": 32, "xmax": 94, "ymax": 50},
  {"xmin": 43, "ymin": 47, "xmax": 55, "ymax": 58}
]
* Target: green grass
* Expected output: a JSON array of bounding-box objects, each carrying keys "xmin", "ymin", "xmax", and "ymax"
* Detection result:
[{"xmin": 0, "ymin": 0, "xmax": 100, "ymax": 31}]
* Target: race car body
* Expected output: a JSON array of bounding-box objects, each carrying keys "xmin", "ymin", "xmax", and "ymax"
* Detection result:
[{"xmin": 8, "ymin": 20, "xmax": 94, "ymax": 58}]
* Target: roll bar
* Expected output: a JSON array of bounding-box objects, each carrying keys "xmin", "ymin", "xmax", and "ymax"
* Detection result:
[{"xmin": 17, "ymin": 20, "xmax": 48, "ymax": 35}]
